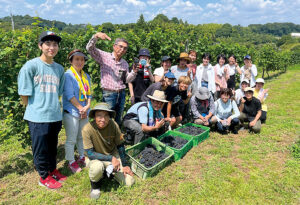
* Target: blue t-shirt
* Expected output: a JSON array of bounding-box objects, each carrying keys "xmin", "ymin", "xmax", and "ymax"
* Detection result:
[
  {"xmin": 171, "ymin": 65, "xmax": 192, "ymax": 86},
  {"xmin": 62, "ymin": 69, "xmax": 92, "ymax": 118},
  {"xmin": 126, "ymin": 102, "xmax": 149, "ymax": 124},
  {"xmin": 18, "ymin": 57, "xmax": 65, "ymax": 123}
]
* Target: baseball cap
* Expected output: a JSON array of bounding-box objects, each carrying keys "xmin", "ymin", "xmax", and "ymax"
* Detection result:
[
  {"xmin": 256, "ymin": 78, "xmax": 265, "ymax": 84},
  {"xmin": 164, "ymin": 71, "xmax": 176, "ymax": 79},
  {"xmin": 241, "ymin": 79, "xmax": 250, "ymax": 84},
  {"xmin": 161, "ymin": 56, "xmax": 171, "ymax": 62},
  {"xmin": 39, "ymin": 31, "xmax": 62, "ymax": 44},
  {"xmin": 244, "ymin": 55, "xmax": 251, "ymax": 60},
  {"xmin": 138, "ymin": 48, "xmax": 150, "ymax": 57},
  {"xmin": 244, "ymin": 87, "xmax": 254, "ymax": 93}
]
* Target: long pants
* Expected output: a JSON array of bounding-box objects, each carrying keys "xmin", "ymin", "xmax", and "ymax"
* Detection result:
[
  {"xmin": 86, "ymin": 149, "xmax": 135, "ymax": 186},
  {"xmin": 63, "ymin": 113, "xmax": 88, "ymax": 162},
  {"xmin": 123, "ymin": 119, "xmax": 165, "ymax": 144},
  {"xmin": 261, "ymin": 111, "xmax": 267, "ymax": 122},
  {"xmin": 239, "ymin": 112, "xmax": 261, "ymax": 133},
  {"xmin": 28, "ymin": 121, "xmax": 62, "ymax": 179},
  {"xmin": 211, "ymin": 116, "xmax": 239, "ymax": 132},
  {"xmin": 102, "ymin": 89, "xmax": 125, "ymax": 126}
]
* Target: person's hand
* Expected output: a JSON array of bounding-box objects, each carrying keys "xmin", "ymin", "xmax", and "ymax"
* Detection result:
[
  {"xmin": 111, "ymin": 156, "xmax": 120, "ymax": 172},
  {"xmin": 155, "ymin": 119, "xmax": 165, "ymax": 129},
  {"xmin": 81, "ymin": 113, "xmax": 88, "ymax": 119},
  {"xmin": 187, "ymin": 91, "xmax": 192, "ymax": 98},
  {"xmin": 94, "ymin": 32, "xmax": 111, "ymax": 41},
  {"xmin": 164, "ymin": 117, "xmax": 171, "ymax": 122},
  {"xmin": 203, "ymin": 120, "xmax": 209, "ymax": 126},
  {"xmin": 227, "ymin": 117, "xmax": 232, "ymax": 126},
  {"xmin": 232, "ymin": 89, "xmax": 235, "ymax": 96},
  {"xmin": 122, "ymin": 166, "xmax": 134, "ymax": 177},
  {"xmin": 263, "ymin": 88, "xmax": 269, "ymax": 94},
  {"xmin": 221, "ymin": 119, "xmax": 227, "ymax": 125},
  {"xmin": 249, "ymin": 120, "xmax": 256, "ymax": 127},
  {"xmin": 80, "ymin": 106, "xmax": 89, "ymax": 115},
  {"xmin": 130, "ymin": 96, "xmax": 135, "ymax": 105},
  {"xmin": 235, "ymin": 62, "xmax": 239, "ymax": 67},
  {"xmin": 241, "ymin": 97, "xmax": 246, "ymax": 104},
  {"xmin": 204, "ymin": 115, "xmax": 210, "ymax": 122}
]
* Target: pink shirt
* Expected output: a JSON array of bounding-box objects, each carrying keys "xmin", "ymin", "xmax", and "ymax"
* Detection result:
[
  {"xmin": 214, "ymin": 65, "xmax": 229, "ymax": 91},
  {"xmin": 86, "ymin": 37, "xmax": 136, "ymax": 90}
]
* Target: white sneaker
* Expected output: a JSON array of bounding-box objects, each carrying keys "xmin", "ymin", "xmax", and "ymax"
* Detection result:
[{"xmin": 90, "ymin": 189, "xmax": 101, "ymax": 199}]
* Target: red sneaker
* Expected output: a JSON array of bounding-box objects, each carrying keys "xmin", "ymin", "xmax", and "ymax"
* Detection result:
[
  {"xmin": 50, "ymin": 169, "xmax": 67, "ymax": 182},
  {"xmin": 77, "ymin": 157, "xmax": 86, "ymax": 167},
  {"xmin": 68, "ymin": 161, "xmax": 82, "ymax": 173},
  {"xmin": 39, "ymin": 175, "xmax": 62, "ymax": 189}
]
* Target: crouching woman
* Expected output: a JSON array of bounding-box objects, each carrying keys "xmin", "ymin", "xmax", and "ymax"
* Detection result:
[
  {"xmin": 211, "ymin": 88, "xmax": 240, "ymax": 134},
  {"xmin": 82, "ymin": 103, "xmax": 135, "ymax": 199}
]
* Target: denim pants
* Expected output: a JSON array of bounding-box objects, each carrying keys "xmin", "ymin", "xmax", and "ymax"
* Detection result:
[
  {"xmin": 28, "ymin": 121, "xmax": 62, "ymax": 179},
  {"xmin": 102, "ymin": 89, "xmax": 125, "ymax": 125},
  {"xmin": 216, "ymin": 117, "xmax": 239, "ymax": 132},
  {"xmin": 63, "ymin": 113, "xmax": 88, "ymax": 162}
]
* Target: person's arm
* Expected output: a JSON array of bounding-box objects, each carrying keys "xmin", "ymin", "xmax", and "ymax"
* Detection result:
[
  {"xmin": 20, "ymin": 96, "xmax": 28, "ymax": 106},
  {"xmin": 128, "ymin": 82, "xmax": 134, "ymax": 104},
  {"xmin": 250, "ymin": 110, "xmax": 261, "ymax": 127},
  {"xmin": 154, "ymin": 75, "xmax": 163, "ymax": 82},
  {"xmin": 148, "ymin": 68, "xmax": 154, "ymax": 82},
  {"xmin": 224, "ymin": 65, "xmax": 230, "ymax": 81},
  {"xmin": 85, "ymin": 148, "xmax": 113, "ymax": 161},
  {"xmin": 239, "ymin": 97, "xmax": 246, "ymax": 112},
  {"xmin": 236, "ymin": 63, "xmax": 242, "ymax": 75},
  {"xmin": 117, "ymin": 143, "xmax": 130, "ymax": 167},
  {"xmin": 166, "ymin": 101, "xmax": 172, "ymax": 119},
  {"xmin": 214, "ymin": 101, "xmax": 221, "ymax": 122},
  {"xmin": 190, "ymin": 97, "xmax": 204, "ymax": 120},
  {"xmin": 126, "ymin": 65, "xmax": 138, "ymax": 83},
  {"xmin": 141, "ymin": 120, "xmax": 164, "ymax": 132}
]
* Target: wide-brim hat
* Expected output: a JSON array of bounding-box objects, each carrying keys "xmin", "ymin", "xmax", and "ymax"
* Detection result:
[
  {"xmin": 256, "ymin": 78, "xmax": 265, "ymax": 84},
  {"xmin": 39, "ymin": 31, "xmax": 61, "ymax": 43},
  {"xmin": 177, "ymin": 52, "xmax": 190, "ymax": 63},
  {"xmin": 195, "ymin": 87, "xmax": 210, "ymax": 100},
  {"xmin": 89, "ymin": 102, "xmax": 116, "ymax": 118},
  {"xmin": 147, "ymin": 90, "xmax": 168, "ymax": 103},
  {"xmin": 244, "ymin": 87, "xmax": 254, "ymax": 93}
]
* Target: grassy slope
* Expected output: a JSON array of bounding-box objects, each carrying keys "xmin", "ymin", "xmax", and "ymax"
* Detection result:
[{"xmin": 0, "ymin": 66, "xmax": 299, "ymax": 204}]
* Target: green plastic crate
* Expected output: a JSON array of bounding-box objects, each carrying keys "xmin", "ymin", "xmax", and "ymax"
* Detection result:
[
  {"xmin": 158, "ymin": 131, "xmax": 193, "ymax": 161},
  {"xmin": 125, "ymin": 137, "xmax": 174, "ymax": 179},
  {"xmin": 173, "ymin": 123, "xmax": 210, "ymax": 146}
]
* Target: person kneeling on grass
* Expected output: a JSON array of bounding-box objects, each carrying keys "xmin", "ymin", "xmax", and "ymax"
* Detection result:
[
  {"xmin": 82, "ymin": 103, "xmax": 135, "ymax": 199},
  {"xmin": 211, "ymin": 88, "xmax": 240, "ymax": 134},
  {"xmin": 123, "ymin": 90, "xmax": 168, "ymax": 144},
  {"xmin": 239, "ymin": 87, "xmax": 262, "ymax": 133},
  {"xmin": 254, "ymin": 78, "xmax": 269, "ymax": 123},
  {"xmin": 190, "ymin": 87, "xmax": 215, "ymax": 126}
]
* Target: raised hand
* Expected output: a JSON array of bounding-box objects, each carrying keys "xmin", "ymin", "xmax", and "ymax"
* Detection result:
[{"xmin": 94, "ymin": 32, "xmax": 111, "ymax": 41}]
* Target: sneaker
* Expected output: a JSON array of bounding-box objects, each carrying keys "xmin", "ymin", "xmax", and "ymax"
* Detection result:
[
  {"xmin": 39, "ymin": 175, "xmax": 62, "ymax": 189},
  {"xmin": 69, "ymin": 161, "xmax": 82, "ymax": 173},
  {"xmin": 77, "ymin": 157, "xmax": 86, "ymax": 167},
  {"xmin": 50, "ymin": 169, "xmax": 67, "ymax": 182},
  {"xmin": 90, "ymin": 189, "xmax": 101, "ymax": 199}
]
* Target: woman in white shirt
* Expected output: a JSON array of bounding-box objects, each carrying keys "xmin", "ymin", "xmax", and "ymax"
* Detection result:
[
  {"xmin": 226, "ymin": 55, "xmax": 241, "ymax": 90},
  {"xmin": 194, "ymin": 53, "xmax": 216, "ymax": 95},
  {"xmin": 153, "ymin": 56, "xmax": 172, "ymax": 82},
  {"xmin": 240, "ymin": 55, "xmax": 257, "ymax": 88}
]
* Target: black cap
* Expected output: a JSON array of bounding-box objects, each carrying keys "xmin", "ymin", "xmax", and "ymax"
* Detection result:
[
  {"xmin": 39, "ymin": 31, "xmax": 62, "ymax": 44},
  {"xmin": 244, "ymin": 55, "xmax": 251, "ymax": 60},
  {"xmin": 69, "ymin": 51, "xmax": 88, "ymax": 61},
  {"xmin": 161, "ymin": 56, "xmax": 171, "ymax": 62},
  {"xmin": 138, "ymin": 48, "xmax": 150, "ymax": 57}
]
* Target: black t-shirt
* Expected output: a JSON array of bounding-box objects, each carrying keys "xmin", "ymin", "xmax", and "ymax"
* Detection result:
[
  {"xmin": 243, "ymin": 97, "xmax": 262, "ymax": 121},
  {"xmin": 131, "ymin": 69, "xmax": 151, "ymax": 98},
  {"xmin": 141, "ymin": 82, "xmax": 174, "ymax": 102},
  {"xmin": 169, "ymin": 86, "xmax": 188, "ymax": 104}
]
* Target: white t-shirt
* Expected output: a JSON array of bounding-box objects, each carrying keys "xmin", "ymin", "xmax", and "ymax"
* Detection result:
[
  {"xmin": 235, "ymin": 89, "xmax": 244, "ymax": 105},
  {"xmin": 226, "ymin": 64, "xmax": 236, "ymax": 76}
]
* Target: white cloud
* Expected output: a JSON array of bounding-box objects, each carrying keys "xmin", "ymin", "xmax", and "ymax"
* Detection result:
[
  {"xmin": 76, "ymin": 3, "xmax": 91, "ymax": 9},
  {"xmin": 147, "ymin": 0, "xmax": 171, "ymax": 6},
  {"xmin": 124, "ymin": 0, "xmax": 146, "ymax": 7}
]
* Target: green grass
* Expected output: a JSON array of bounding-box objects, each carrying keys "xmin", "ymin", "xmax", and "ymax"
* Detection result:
[{"xmin": 1, "ymin": 67, "xmax": 300, "ymax": 204}]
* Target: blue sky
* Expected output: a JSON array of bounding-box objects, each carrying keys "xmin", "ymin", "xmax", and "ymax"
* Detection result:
[{"xmin": 0, "ymin": 0, "xmax": 300, "ymax": 26}]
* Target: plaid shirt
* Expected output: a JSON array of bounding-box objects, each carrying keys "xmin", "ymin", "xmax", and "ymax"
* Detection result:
[{"xmin": 86, "ymin": 36, "xmax": 136, "ymax": 90}]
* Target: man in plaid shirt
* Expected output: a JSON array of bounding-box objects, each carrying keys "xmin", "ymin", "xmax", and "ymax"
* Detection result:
[{"xmin": 86, "ymin": 32, "xmax": 138, "ymax": 125}]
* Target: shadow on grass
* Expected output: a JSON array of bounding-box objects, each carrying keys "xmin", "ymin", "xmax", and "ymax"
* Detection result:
[{"xmin": 264, "ymin": 71, "xmax": 286, "ymax": 81}]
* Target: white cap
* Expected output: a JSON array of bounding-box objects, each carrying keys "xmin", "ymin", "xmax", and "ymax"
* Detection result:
[
  {"xmin": 256, "ymin": 78, "xmax": 265, "ymax": 84},
  {"xmin": 241, "ymin": 79, "xmax": 250, "ymax": 84}
]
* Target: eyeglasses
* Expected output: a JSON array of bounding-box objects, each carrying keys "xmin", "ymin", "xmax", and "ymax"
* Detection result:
[
  {"xmin": 115, "ymin": 44, "xmax": 128, "ymax": 50},
  {"xmin": 152, "ymin": 100, "xmax": 164, "ymax": 105}
]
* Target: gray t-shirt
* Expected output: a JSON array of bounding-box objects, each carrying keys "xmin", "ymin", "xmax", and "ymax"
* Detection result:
[
  {"xmin": 202, "ymin": 66, "xmax": 209, "ymax": 82},
  {"xmin": 141, "ymin": 82, "xmax": 163, "ymax": 102}
]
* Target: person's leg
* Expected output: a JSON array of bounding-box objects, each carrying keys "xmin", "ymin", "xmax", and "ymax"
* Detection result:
[
  {"xmin": 216, "ymin": 121, "xmax": 225, "ymax": 133},
  {"xmin": 28, "ymin": 121, "xmax": 51, "ymax": 180},
  {"xmin": 238, "ymin": 112, "xmax": 247, "ymax": 125},
  {"xmin": 64, "ymin": 113, "xmax": 79, "ymax": 162},
  {"xmin": 102, "ymin": 89, "xmax": 117, "ymax": 112},
  {"xmin": 251, "ymin": 120, "xmax": 261, "ymax": 133},
  {"xmin": 48, "ymin": 121, "xmax": 62, "ymax": 173},
  {"xmin": 77, "ymin": 118, "xmax": 89, "ymax": 158},
  {"xmin": 260, "ymin": 111, "xmax": 267, "ymax": 123},
  {"xmin": 194, "ymin": 118, "xmax": 204, "ymax": 125},
  {"xmin": 86, "ymin": 158, "xmax": 105, "ymax": 199},
  {"xmin": 115, "ymin": 90, "xmax": 126, "ymax": 126},
  {"xmin": 229, "ymin": 117, "xmax": 240, "ymax": 134},
  {"xmin": 123, "ymin": 120, "xmax": 145, "ymax": 144}
]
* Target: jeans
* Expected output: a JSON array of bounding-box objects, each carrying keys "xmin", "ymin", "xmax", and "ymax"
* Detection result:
[
  {"xmin": 216, "ymin": 118, "xmax": 239, "ymax": 132},
  {"xmin": 102, "ymin": 89, "xmax": 125, "ymax": 125},
  {"xmin": 28, "ymin": 121, "xmax": 62, "ymax": 179},
  {"xmin": 63, "ymin": 113, "xmax": 88, "ymax": 162}
]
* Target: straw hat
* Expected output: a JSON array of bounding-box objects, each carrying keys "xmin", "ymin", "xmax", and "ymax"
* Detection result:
[{"xmin": 147, "ymin": 90, "xmax": 168, "ymax": 103}]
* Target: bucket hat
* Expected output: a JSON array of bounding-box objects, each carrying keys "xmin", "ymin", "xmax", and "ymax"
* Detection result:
[
  {"xmin": 195, "ymin": 87, "xmax": 210, "ymax": 100},
  {"xmin": 89, "ymin": 102, "xmax": 116, "ymax": 118},
  {"xmin": 177, "ymin": 52, "xmax": 190, "ymax": 63}
]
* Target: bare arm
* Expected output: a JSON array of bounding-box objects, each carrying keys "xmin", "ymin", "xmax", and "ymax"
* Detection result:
[
  {"xmin": 128, "ymin": 82, "xmax": 134, "ymax": 98},
  {"xmin": 154, "ymin": 75, "xmax": 163, "ymax": 83},
  {"xmin": 20, "ymin": 96, "xmax": 28, "ymax": 106}
]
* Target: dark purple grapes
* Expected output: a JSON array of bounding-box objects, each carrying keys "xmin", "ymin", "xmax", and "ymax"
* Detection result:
[
  {"xmin": 160, "ymin": 135, "xmax": 188, "ymax": 149},
  {"xmin": 178, "ymin": 126, "xmax": 205, "ymax": 136},
  {"xmin": 136, "ymin": 144, "xmax": 168, "ymax": 168}
]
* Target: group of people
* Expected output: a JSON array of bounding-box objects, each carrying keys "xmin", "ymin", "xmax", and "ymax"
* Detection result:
[{"xmin": 17, "ymin": 31, "xmax": 269, "ymax": 199}]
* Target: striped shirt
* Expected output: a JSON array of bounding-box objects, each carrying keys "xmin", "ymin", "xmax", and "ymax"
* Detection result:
[{"xmin": 86, "ymin": 36, "xmax": 136, "ymax": 90}]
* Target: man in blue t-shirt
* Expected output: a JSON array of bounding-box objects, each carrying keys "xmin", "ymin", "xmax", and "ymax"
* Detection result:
[{"xmin": 18, "ymin": 31, "xmax": 67, "ymax": 189}]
